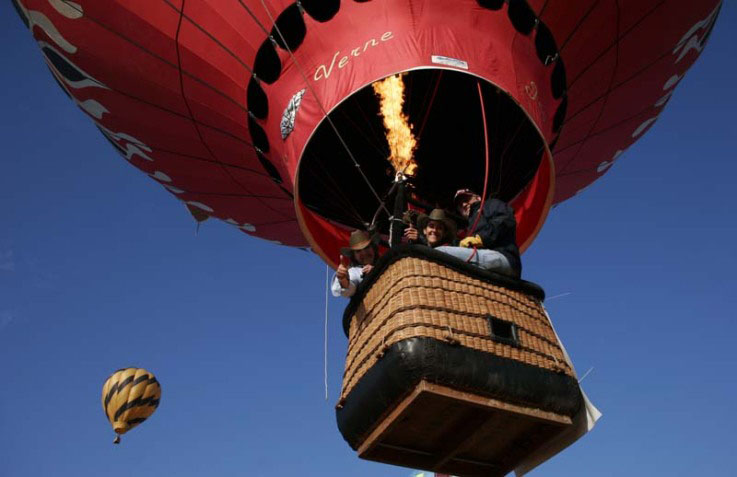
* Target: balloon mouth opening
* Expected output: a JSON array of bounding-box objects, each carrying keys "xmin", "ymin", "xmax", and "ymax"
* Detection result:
[{"xmin": 297, "ymin": 68, "xmax": 546, "ymax": 236}]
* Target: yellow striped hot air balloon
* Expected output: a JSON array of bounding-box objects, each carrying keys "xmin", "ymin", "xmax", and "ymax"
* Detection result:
[{"xmin": 101, "ymin": 368, "xmax": 161, "ymax": 444}]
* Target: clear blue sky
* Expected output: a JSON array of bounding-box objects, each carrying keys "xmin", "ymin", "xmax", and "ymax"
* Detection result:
[{"xmin": 1, "ymin": 3, "xmax": 736, "ymax": 477}]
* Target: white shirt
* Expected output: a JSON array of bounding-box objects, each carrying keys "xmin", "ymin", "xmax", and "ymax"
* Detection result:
[{"xmin": 330, "ymin": 266, "xmax": 364, "ymax": 298}]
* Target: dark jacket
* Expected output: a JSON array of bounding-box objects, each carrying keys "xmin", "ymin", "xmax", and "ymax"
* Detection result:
[{"xmin": 467, "ymin": 199, "xmax": 522, "ymax": 277}]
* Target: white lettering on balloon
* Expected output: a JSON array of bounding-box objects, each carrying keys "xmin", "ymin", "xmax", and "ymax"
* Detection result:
[{"xmin": 314, "ymin": 31, "xmax": 394, "ymax": 81}]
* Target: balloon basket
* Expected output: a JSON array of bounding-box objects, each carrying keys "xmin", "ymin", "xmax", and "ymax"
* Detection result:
[{"xmin": 336, "ymin": 246, "xmax": 582, "ymax": 476}]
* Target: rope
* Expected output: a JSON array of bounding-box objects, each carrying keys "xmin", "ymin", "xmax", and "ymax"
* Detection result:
[
  {"xmin": 417, "ymin": 70, "xmax": 443, "ymax": 139},
  {"xmin": 578, "ymin": 366, "xmax": 595, "ymax": 384},
  {"xmin": 464, "ymin": 82, "xmax": 491, "ymax": 265},
  {"xmin": 469, "ymin": 81, "xmax": 490, "ymax": 235},
  {"xmin": 256, "ymin": 0, "xmax": 391, "ymax": 219},
  {"xmin": 324, "ymin": 264, "xmax": 329, "ymax": 400},
  {"xmin": 465, "ymin": 246, "xmax": 478, "ymax": 264}
]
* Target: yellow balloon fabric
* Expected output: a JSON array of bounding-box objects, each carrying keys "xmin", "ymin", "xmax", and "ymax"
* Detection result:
[{"xmin": 101, "ymin": 368, "xmax": 161, "ymax": 441}]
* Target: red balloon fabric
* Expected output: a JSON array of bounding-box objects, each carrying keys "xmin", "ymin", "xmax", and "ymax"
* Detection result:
[{"xmin": 14, "ymin": 0, "xmax": 721, "ymax": 266}]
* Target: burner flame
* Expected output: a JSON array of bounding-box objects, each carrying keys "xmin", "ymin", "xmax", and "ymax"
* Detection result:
[{"xmin": 372, "ymin": 74, "xmax": 418, "ymax": 177}]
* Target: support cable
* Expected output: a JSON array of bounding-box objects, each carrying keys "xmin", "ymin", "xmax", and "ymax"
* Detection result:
[{"xmin": 255, "ymin": 0, "xmax": 392, "ymax": 219}]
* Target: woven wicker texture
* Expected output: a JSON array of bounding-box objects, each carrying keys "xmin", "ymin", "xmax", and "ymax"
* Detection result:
[{"xmin": 341, "ymin": 257, "xmax": 572, "ymax": 400}]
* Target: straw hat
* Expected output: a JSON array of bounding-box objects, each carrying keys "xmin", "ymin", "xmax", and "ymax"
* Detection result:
[
  {"xmin": 340, "ymin": 230, "xmax": 380, "ymax": 258},
  {"xmin": 417, "ymin": 209, "xmax": 457, "ymax": 240}
]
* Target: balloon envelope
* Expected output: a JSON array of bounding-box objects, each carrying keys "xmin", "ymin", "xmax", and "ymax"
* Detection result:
[
  {"xmin": 101, "ymin": 367, "xmax": 161, "ymax": 441},
  {"xmin": 13, "ymin": 0, "xmax": 722, "ymax": 264}
]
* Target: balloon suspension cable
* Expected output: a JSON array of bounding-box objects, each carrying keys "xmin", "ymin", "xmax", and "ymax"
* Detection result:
[
  {"xmin": 256, "ymin": 0, "xmax": 391, "ymax": 219},
  {"xmin": 323, "ymin": 264, "xmax": 329, "ymax": 401},
  {"xmin": 466, "ymin": 82, "xmax": 490, "ymax": 264},
  {"xmin": 388, "ymin": 173, "xmax": 408, "ymax": 248},
  {"xmin": 470, "ymin": 81, "xmax": 491, "ymax": 236},
  {"xmin": 368, "ymin": 178, "xmax": 401, "ymax": 231},
  {"xmin": 578, "ymin": 366, "xmax": 595, "ymax": 384}
]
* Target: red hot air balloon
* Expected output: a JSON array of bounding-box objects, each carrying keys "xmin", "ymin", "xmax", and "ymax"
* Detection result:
[
  {"xmin": 11, "ymin": 0, "xmax": 721, "ymax": 264},
  {"xmin": 13, "ymin": 0, "xmax": 721, "ymax": 474}
]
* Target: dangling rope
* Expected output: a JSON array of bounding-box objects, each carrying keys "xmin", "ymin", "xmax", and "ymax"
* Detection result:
[
  {"xmin": 324, "ymin": 264, "xmax": 329, "ymax": 400},
  {"xmin": 466, "ymin": 81, "xmax": 491, "ymax": 264},
  {"xmin": 255, "ymin": 0, "xmax": 391, "ymax": 219},
  {"xmin": 470, "ymin": 81, "xmax": 491, "ymax": 236},
  {"xmin": 417, "ymin": 70, "xmax": 443, "ymax": 139}
]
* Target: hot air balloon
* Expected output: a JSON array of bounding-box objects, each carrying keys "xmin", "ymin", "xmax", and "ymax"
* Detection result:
[
  {"xmin": 101, "ymin": 368, "xmax": 161, "ymax": 444},
  {"xmin": 14, "ymin": 0, "xmax": 721, "ymax": 473}
]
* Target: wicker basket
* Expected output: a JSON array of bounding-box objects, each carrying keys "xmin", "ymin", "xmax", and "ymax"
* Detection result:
[{"xmin": 336, "ymin": 246, "xmax": 582, "ymax": 476}]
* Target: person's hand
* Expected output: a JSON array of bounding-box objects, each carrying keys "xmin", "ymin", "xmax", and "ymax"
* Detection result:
[
  {"xmin": 404, "ymin": 226, "xmax": 418, "ymax": 242},
  {"xmin": 460, "ymin": 234, "xmax": 483, "ymax": 248},
  {"xmin": 337, "ymin": 256, "xmax": 350, "ymax": 288},
  {"xmin": 362, "ymin": 264, "xmax": 374, "ymax": 276}
]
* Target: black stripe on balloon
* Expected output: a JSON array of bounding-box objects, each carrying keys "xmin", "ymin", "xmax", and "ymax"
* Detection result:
[
  {"xmin": 301, "ymin": 0, "xmax": 340, "ymax": 22},
  {"xmin": 104, "ymin": 374, "xmax": 156, "ymax": 409},
  {"xmin": 699, "ymin": 3, "xmax": 721, "ymax": 48},
  {"xmin": 279, "ymin": 185, "xmax": 294, "ymax": 199},
  {"xmin": 534, "ymin": 22, "xmax": 558, "ymax": 65},
  {"xmin": 104, "ymin": 375, "xmax": 135, "ymax": 410},
  {"xmin": 41, "ymin": 47, "xmax": 87, "ymax": 83},
  {"xmin": 477, "ymin": 0, "xmax": 504, "ymax": 10},
  {"xmin": 256, "ymin": 152, "xmax": 283, "ymax": 185},
  {"xmin": 247, "ymin": 78, "xmax": 268, "ymax": 119},
  {"xmin": 114, "ymin": 396, "xmax": 160, "ymax": 421},
  {"xmin": 551, "ymin": 59, "xmax": 566, "ymax": 99},
  {"xmin": 131, "ymin": 374, "xmax": 153, "ymax": 388},
  {"xmin": 508, "ymin": 0, "xmax": 538, "ymax": 35},
  {"xmin": 127, "ymin": 417, "xmax": 147, "ymax": 426},
  {"xmin": 253, "ymin": 40, "xmax": 281, "ymax": 84},
  {"xmin": 552, "ymin": 95, "xmax": 567, "ymax": 134},
  {"xmin": 11, "ymin": 0, "xmax": 29, "ymax": 28},
  {"xmin": 248, "ymin": 117, "xmax": 270, "ymax": 153},
  {"xmin": 548, "ymin": 134, "xmax": 559, "ymax": 152},
  {"xmin": 272, "ymin": 4, "xmax": 306, "ymax": 51},
  {"xmin": 47, "ymin": 66, "xmax": 71, "ymax": 99}
]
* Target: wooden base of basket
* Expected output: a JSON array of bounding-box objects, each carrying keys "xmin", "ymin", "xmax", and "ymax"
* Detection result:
[{"xmin": 357, "ymin": 380, "xmax": 572, "ymax": 477}]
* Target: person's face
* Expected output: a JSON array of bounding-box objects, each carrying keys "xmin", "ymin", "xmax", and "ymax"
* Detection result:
[
  {"xmin": 353, "ymin": 245, "xmax": 375, "ymax": 265},
  {"xmin": 424, "ymin": 220, "xmax": 447, "ymax": 247},
  {"xmin": 456, "ymin": 194, "xmax": 481, "ymax": 218}
]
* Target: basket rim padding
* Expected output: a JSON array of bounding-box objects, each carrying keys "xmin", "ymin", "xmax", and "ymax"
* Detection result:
[{"xmin": 342, "ymin": 245, "xmax": 545, "ymax": 336}]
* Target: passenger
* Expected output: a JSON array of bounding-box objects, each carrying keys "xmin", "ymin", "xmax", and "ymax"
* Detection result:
[
  {"xmin": 331, "ymin": 230, "xmax": 380, "ymax": 298},
  {"xmin": 453, "ymin": 189, "xmax": 522, "ymax": 278},
  {"xmin": 403, "ymin": 209, "xmax": 457, "ymax": 247}
]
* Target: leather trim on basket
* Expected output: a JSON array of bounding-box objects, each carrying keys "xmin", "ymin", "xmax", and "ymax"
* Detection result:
[
  {"xmin": 336, "ymin": 337, "xmax": 582, "ymax": 449},
  {"xmin": 342, "ymin": 245, "xmax": 545, "ymax": 336}
]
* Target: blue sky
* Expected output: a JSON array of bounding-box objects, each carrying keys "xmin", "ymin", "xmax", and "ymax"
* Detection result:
[{"xmin": 1, "ymin": 3, "xmax": 736, "ymax": 477}]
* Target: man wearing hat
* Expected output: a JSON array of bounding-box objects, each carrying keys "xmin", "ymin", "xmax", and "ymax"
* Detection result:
[
  {"xmin": 453, "ymin": 189, "xmax": 521, "ymax": 278},
  {"xmin": 404, "ymin": 208, "xmax": 458, "ymax": 247},
  {"xmin": 331, "ymin": 230, "xmax": 380, "ymax": 298}
]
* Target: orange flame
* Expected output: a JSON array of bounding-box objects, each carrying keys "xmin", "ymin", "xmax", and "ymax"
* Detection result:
[{"xmin": 372, "ymin": 74, "xmax": 418, "ymax": 176}]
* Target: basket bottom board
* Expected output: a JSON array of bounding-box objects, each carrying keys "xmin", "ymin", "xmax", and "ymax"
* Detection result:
[{"xmin": 358, "ymin": 380, "xmax": 572, "ymax": 477}]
